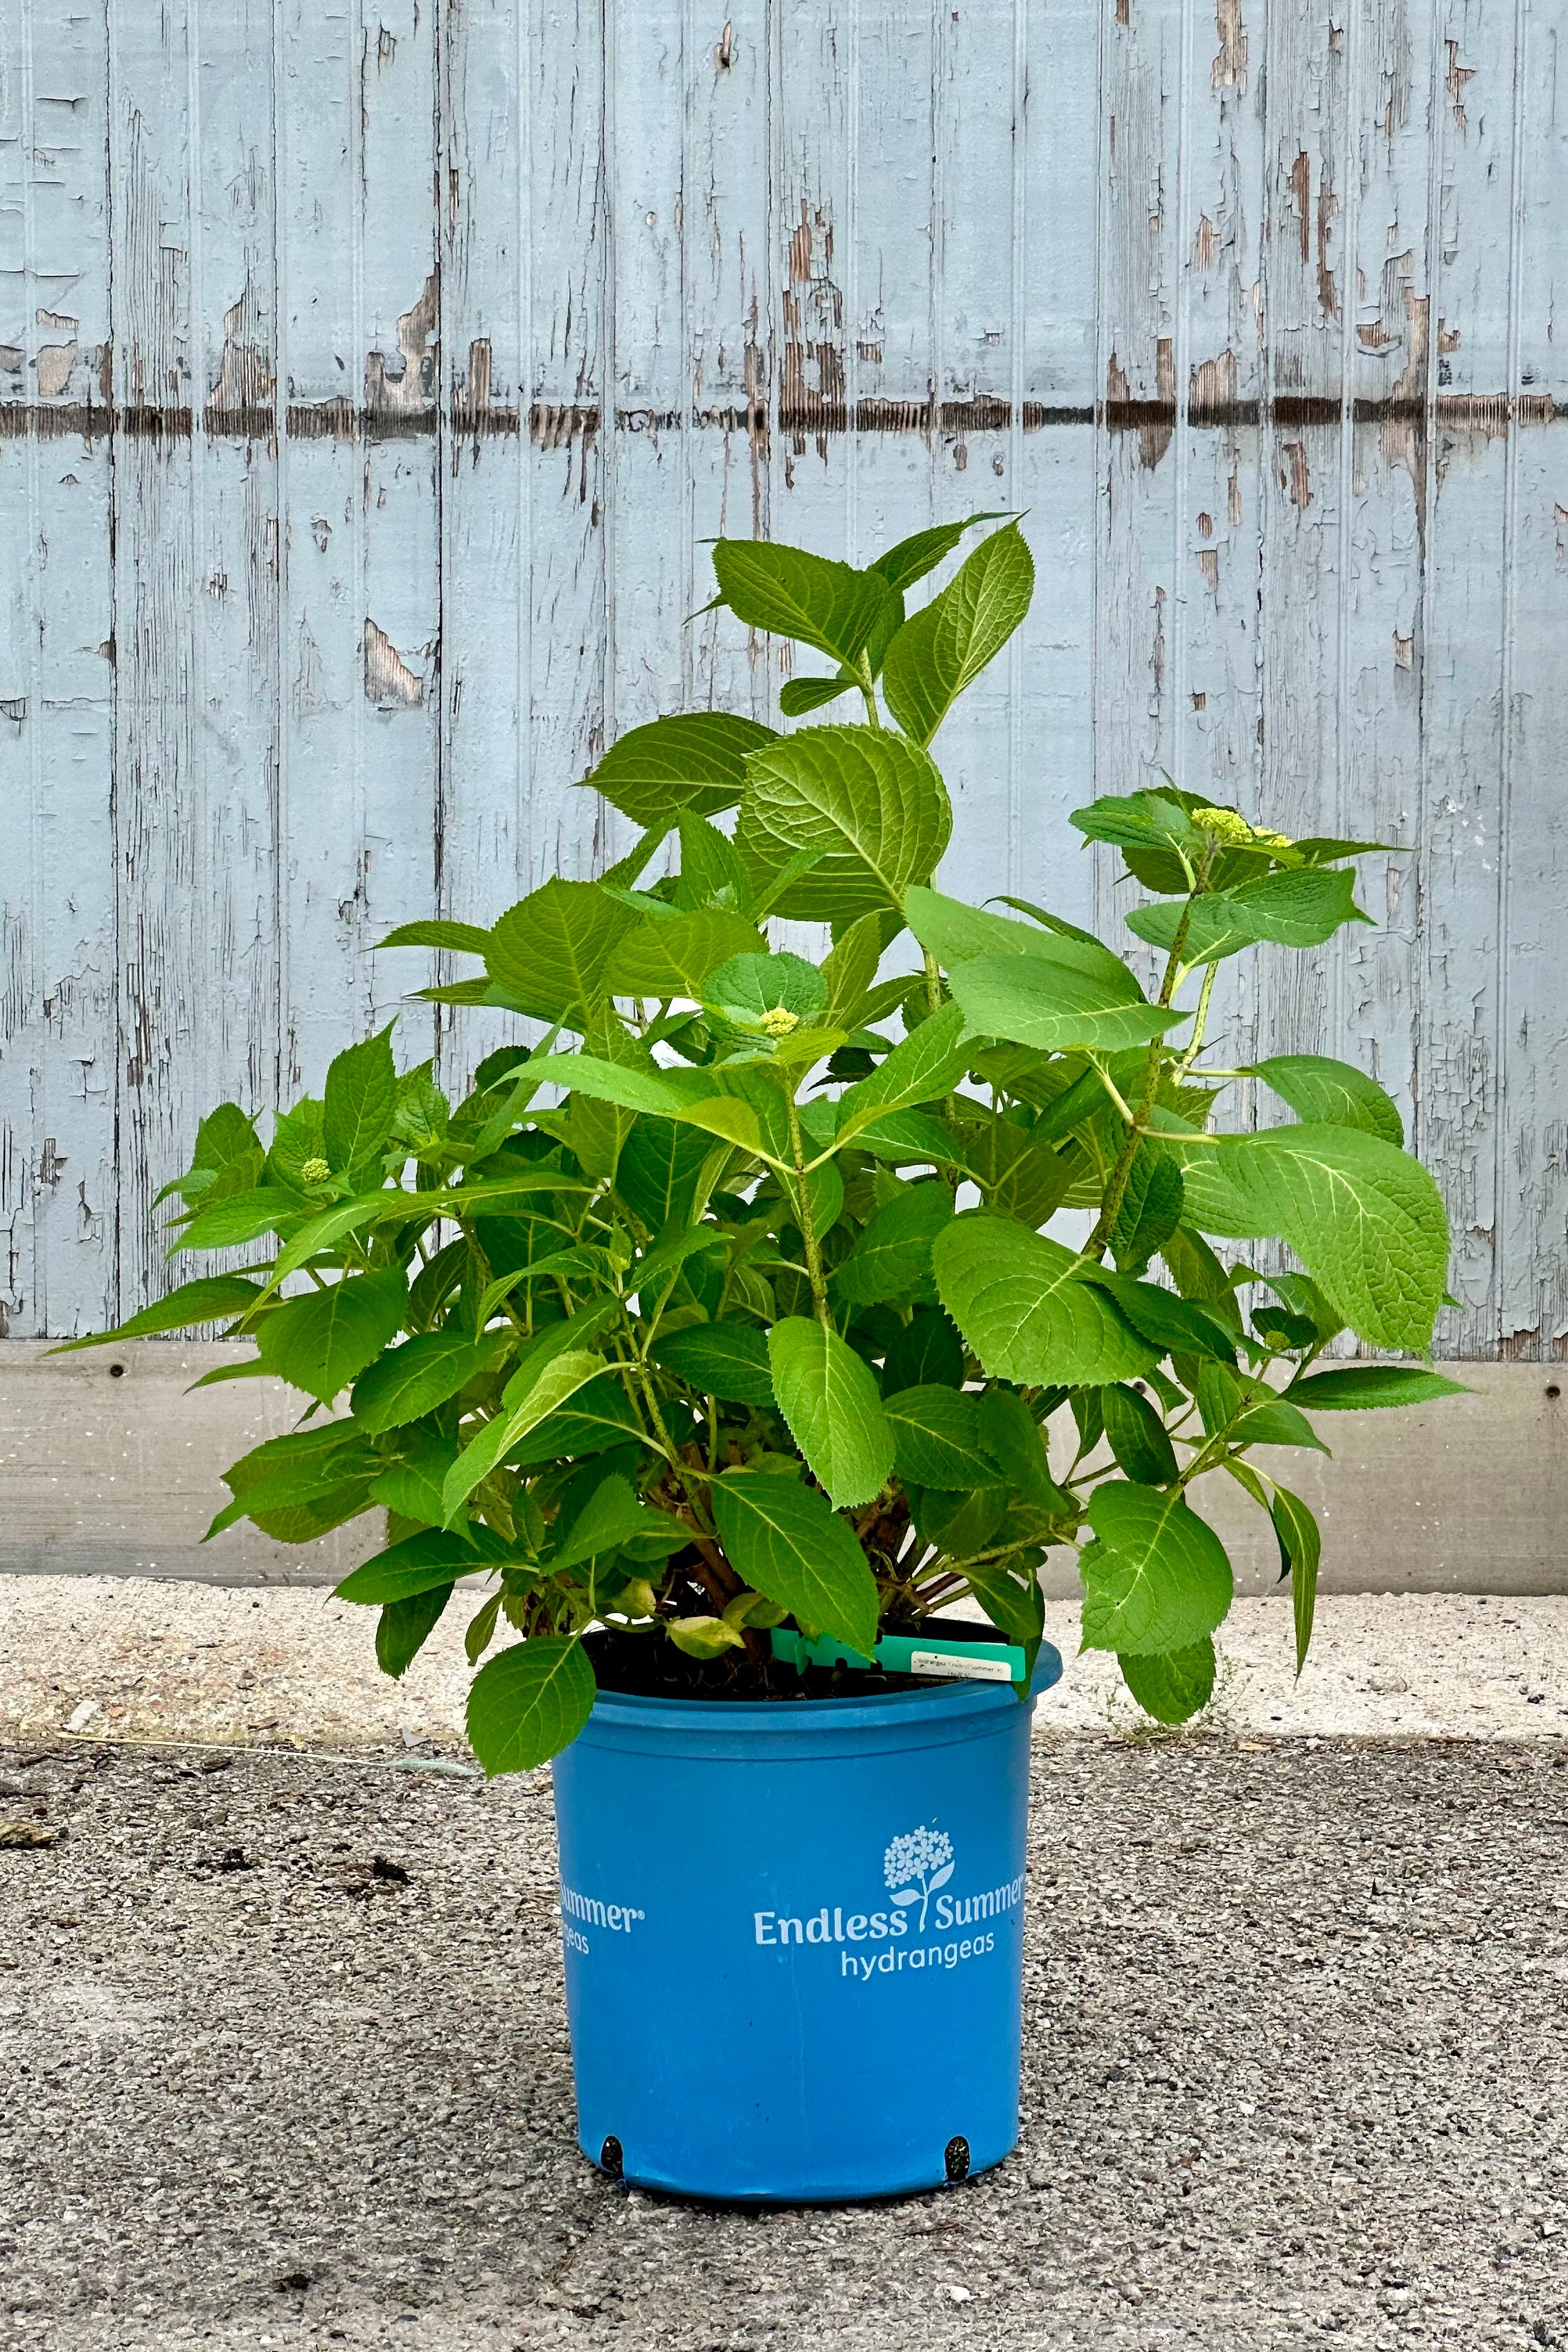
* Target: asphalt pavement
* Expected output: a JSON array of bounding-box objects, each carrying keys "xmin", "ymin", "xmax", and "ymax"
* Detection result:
[{"xmin": 2, "ymin": 1732, "xmax": 1565, "ymax": 2351}]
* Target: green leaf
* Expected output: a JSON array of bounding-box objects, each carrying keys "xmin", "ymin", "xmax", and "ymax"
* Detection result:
[
  {"xmin": 1259, "ymin": 1269, "xmax": 1345, "ymax": 1345},
  {"xmin": 952, "ymin": 1116, "xmax": 1076, "ymax": 1231},
  {"xmin": 933, "ymin": 1215, "xmax": 1157, "ymax": 1387},
  {"xmin": 666, "ymin": 1614, "xmax": 748, "ymax": 1657},
  {"xmin": 323, "ymin": 1026, "xmax": 398, "ymax": 1174},
  {"xmin": 1126, "ymin": 867, "xmax": 1371, "ymax": 965},
  {"xmin": 1111, "ymin": 1144, "xmax": 1185, "ymax": 1274},
  {"xmin": 204, "ymin": 1461, "xmax": 380, "ymax": 1544},
  {"xmin": 711, "ymin": 541, "xmax": 895, "ymax": 666},
  {"xmin": 584, "ymin": 712, "xmax": 778, "ymax": 826},
  {"xmin": 852, "ymin": 1109, "xmax": 975, "ymax": 1169},
  {"xmin": 376, "ymin": 1585, "xmax": 455, "ymax": 1677},
  {"xmin": 256, "ymin": 1270, "xmax": 407, "ymax": 1402},
  {"xmin": 261, "ymin": 1193, "xmax": 401, "ymax": 1289},
  {"xmin": 945, "ymin": 952, "xmax": 1186, "ymax": 1058},
  {"xmin": 466, "ymin": 1637, "xmax": 598, "ymax": 1774},
  {"xmin": 1270, "ymin": 1484, "xmax": 1321, "ymax": 1673},
  {"xmin": 350, "ymin": 1331, "xmax": 505, "ymax": 1436},
  {"xmin": 705, "ymin": 950, "xmax": 828, "ymax": 1027},
  {"xmin": 646, "ymin": 1326, "xmax": 771, "ymax": 1409},
  {"xmin": 170, "ymin": 1188, "xmax": 303, "ymax": 1254},
  {"xmin": 1076, "ymin": 1269, "xmax": 1236, "ymax": 1369},
  {"xmin": 377, "ymin": 917, "xmax": 494, "ymax": 957},
  {"xmin": 336, "ymin": 1529, "xmax": 495, "ymax": 1605},
  {"xmin": 1292, "ymin": 835, "xmax": 1398, "ymax": 865},
  {"xmin": 441, "ymin": 1348, "xmax": 607, "ymax": 1524},
  {"xmin": 972, "ymin": 1387, "xmax": 1070, "ymax": 1515},
  {"xmin": 881, "ymin": 523, "xmax": 1034, "ymax": 746},
  {"xmin": 779, "ymin": 674, "xmax": 858, "ymax": 717},
  {"xmin": 835, "ymin": 1002, "xmax": 971, "ymax": 1139},
  {"xmin": 1242, "ymin": 1055, "xmax": 1404, "ymax": 1146},
  {"xmin": 465, "ymin": 1592, "xmax": 504, "ymax": 1665},
  {"xmin": 614, "ymin": 1116, "xmax": 721, "ymax": 1233},
  {"xmin": 1290, "ymin": 1364, "xmax": 1469, "ymax": 1410},
  {"xmin": 501, "ymin": 1302, "xmax": 622, "ymax": 1403},
  {"xmin": 882, "ymin": 1386, "xmax": 999, "ymax": 1490},
  {"xmin": 154, "ymin": 1101, "xmax": 263, "ymax": 1207},
  {"xmin": 832, "ymin": 1180, "xmax": 953, "ymax": 1308},
  {"xmin": 1231, "ymin": 1393, "xmax": 1331, "ymax": 1454},
  {"xmin": 907, "ymin": 884, "xmax": 1137, "ymax": 996},
  {"xmin": 507, "ymin": 1373, "xmax": 649, "ymax": 1464},
  {"xmin": 486, "ymin": 880, "xmax": 642, "ymax": 1028},
  {"xmin": 821, "ymin": 911, "xmax": 887, "ymax": 1027},
  {"xmin": 1175, "ymin": 1124, "xmax": 1449, "ymax": 1354},
  {"xmin": 1102, "ymin": 1384, "xmax": 1179, "ymax": 1486},
  {"xmin": 913, "ymin": 1483, "xmax": 1008, "ymax": 1560},
  {"xmin": 1119, "ymin": 1639, "xmax": 1216, "ymax": 1725},
  {"xmin": 1160, "ymin": 1225, "xmax": 1245, "ymax": 1317},
  {"xmin": 549, "ymin": 1475, "xmax": 688, "ymax": 1573},
  {"xmin": 1078, "ymin": 1484, "xmax": 1233, "ymax": 1656},
  {"xmin": 879, "ymin": 1308, "xmax": 966, "ymax": 1394},
  {"xmin": 736, "ymin": 725, "xmax": 951, "ymax": 921},
  {"xmin": 961, "ymin": 1558, "xmax": 1046, "ymax": 1655},
  {"xmin": 368, "ymin": 1426, "xmax": 461, "ymax": 1526},
  {"xmin": 48, "ymin": 1276, "xmax": 266, "ymax": 1351},
  {"xmin": 869, "ymin": 513, "xmax": 1013, "ymax": 596},
  {"xmin": 673, "ymin": 810, "xmax": 752, "ymax": 911},
  {"xmin": 767, "ymin": 1317, "xmax": 895, "ymax": 1509},
  {"xmin": 709, "ymin": 1471, "xmax": 880, "ymax": 1655},
  {"xmin": 527, "ymin": 1053, "xmax": 761, "ymax": 1152},
  {"xmin": 607, "ymin": 909, "xmax": 764, "ymax": 999},
  {"xmin": 1069, "ymin": 790, "xmax": 1204, "ymax": 860}
]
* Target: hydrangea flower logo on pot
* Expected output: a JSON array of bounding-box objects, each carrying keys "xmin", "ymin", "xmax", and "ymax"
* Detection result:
[{"xmin": 884, "ymin": 1826, "xmax": 956, "ymax": 1932}]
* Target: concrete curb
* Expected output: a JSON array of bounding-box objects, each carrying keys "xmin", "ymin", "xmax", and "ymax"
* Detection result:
[{"xmin": 3, "ymin": 1575, "xmax": 1566, "ymax": 1753}]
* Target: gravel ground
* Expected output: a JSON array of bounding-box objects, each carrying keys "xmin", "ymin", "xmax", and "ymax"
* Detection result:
[
  {"xmin": 2, "ymin": 1735, "xmax": 1565, "ymax": 2352},
  {"xmin": 6, "ymin": 1578, "xmax": 1568, "ymax": 1751}
]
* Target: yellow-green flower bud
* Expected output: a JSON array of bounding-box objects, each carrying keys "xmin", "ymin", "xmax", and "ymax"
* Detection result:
[
  {"xmin": 759, "ymin": 1005, "xmax": 800, "ymax": 1038},
  {"xmin": 300, "ymin": 1156, "xmax": 331, "ymax": 1184},
  {"xmin": 1190, "ymin": 806, "xmax": 1293, "ymax": 853},
  {"xmin": 1190, "ymin": 805, "xmax": 1255, "ymax": 848}
]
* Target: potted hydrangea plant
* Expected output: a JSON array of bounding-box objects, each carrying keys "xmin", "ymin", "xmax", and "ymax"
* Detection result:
[{"xmin": 65, "ymin": 517, "xmax": 1457, "ymax": 2202}]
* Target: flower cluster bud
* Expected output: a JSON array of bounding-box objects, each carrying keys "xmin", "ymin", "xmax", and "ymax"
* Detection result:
[{"xmin": 1190, "ymin": 805, "xmax": 1292, "ymax": 853}]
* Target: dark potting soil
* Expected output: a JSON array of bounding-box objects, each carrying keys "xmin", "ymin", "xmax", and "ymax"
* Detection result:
[{"xmin": 582, "ymin": 1619, "xmax": 1009, "ymax": 1705}]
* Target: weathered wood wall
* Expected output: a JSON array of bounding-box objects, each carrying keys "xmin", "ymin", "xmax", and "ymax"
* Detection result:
[{"xmin": 1, "ymin": 0, "xmax": 1565, "ymax": 1357}]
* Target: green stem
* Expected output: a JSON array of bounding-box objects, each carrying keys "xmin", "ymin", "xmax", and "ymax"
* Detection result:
[
  {"xmin": 1085, "ymin": 854, "xmax": 1213, "ymax": 1259},
  {"xmin": 785, "ymin": 1091, "xmax": 833, "ymax": 1329},
  {"xmin": 856, "ymin": 654, "xmax": 883, "ymax": 729},
  {"xmin": 1172, "ymin": 959, "xmax": 1220, "ymax": 1086}
]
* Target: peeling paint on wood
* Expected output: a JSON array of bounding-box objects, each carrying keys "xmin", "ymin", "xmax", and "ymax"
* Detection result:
[{"xmin": 1, "ymin": 0, "xmax": 1565, "ymax": 1361}]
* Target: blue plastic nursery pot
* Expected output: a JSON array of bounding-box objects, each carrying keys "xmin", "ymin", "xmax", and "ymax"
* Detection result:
[{"xmin": 551, "ymin": 1645, "xmax": 1062, "ymax": 2204}]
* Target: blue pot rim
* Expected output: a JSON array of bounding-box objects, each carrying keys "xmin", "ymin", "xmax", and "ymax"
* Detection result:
[{"xmin": 564, "ymin": 1641, "xmax": 1062, "ymax": 1761}]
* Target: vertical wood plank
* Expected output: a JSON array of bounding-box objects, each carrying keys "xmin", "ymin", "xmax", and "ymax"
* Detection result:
[
  {"xmin": 1093, "ymin": 0, "xmax": 1183, "ymax": 971},
  {"xmin": 1497, "ymin": 0, "xmax": 1568, "ymax": 1357},
  {"xmin": 522, "ymin": 0, "xmax": 608, "ymax": 884},
  {"xmin": 435, "ymin": 0, "xmax": 530, "ymax": 1089},
  {"xmin": 1418, "ymin": 0, "xmax": 1525, "ymax": 1355},
  {"xmin": 1013, "ymin": 0, "xmax": 1100, "ymax": 938},
  {"xmin": 682, "ymin": 0, "xmax": 772, "ymax": 721},
  {"xmin": 0, "ymin": 0, "xmax": 115, "ymax": 1336},
  {"xmin": 930, "ymin": 0, "xmax": 1019, "ymax": 904}
]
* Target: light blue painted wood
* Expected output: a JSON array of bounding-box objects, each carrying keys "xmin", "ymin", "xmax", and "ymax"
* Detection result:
[
  {"xmin": 0, "ymin": 0, "xmax": 116, "ymax": 1338},
  {"xmin": 1, "ymin": 0, "xmax": 1565, "ymax": 1364}
]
